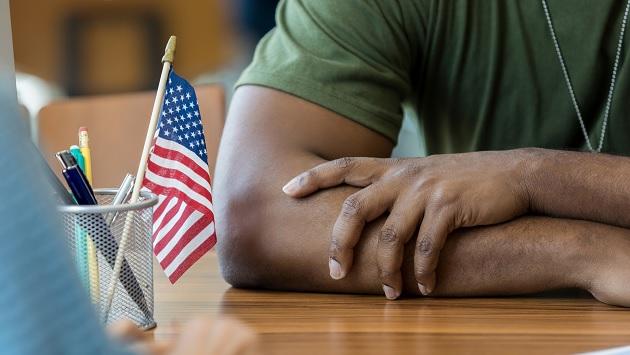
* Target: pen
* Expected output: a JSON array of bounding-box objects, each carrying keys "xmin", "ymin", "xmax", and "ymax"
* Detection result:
[
  {"xmin": 56, "ymin": 150, "xmax": 151, "ymax": 319},
  {"xmin": 107, "ymin": 173, "xmax": 135, "ymax": 226},
  {"xmin": 56, "ymin": 151, "xmax": 96, "ymax": 205},
  {"xmin": 68, "ymin": 145, "xmax": 90, "ymax": 291}
]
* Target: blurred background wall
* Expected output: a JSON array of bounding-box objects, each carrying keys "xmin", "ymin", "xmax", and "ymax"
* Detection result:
[
  {"xmin": 10, "ymin": 0, "xmax": 424, "ymax": 157},
  {"xmin": 11, "ymin": 0, "xmax": 240, "ymax": 96}
]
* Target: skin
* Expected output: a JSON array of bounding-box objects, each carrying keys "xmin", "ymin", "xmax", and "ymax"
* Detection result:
[
  {"xmin": 215, "ymin": 86, "xmax": 630, "ymax": 306},
  {"xmin": 108, "ymin": 318, "xmax": 258, "ymax": 355},
  {"xmin": 283, "ymin": 148, "xmax": 630, "ymax": 298}
]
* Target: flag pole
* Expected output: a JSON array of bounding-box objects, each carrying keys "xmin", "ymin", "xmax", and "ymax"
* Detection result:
[{"xmin": 103, "ymin": 36, "xmax": 176, "ymax": 320}]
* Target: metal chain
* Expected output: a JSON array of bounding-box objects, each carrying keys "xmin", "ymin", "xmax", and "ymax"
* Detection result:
[{"xmin": 541, "ymin": 0, "xmax": 630, "ymax": 153}]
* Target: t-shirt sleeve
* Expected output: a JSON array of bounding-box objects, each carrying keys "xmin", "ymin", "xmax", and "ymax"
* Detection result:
[{"xmin": 236, "ymin": 0, "xmax": 420, "ymax": 142}]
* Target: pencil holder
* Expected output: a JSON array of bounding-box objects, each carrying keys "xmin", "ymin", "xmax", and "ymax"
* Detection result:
[{"xmin": 58, "ymin": 189, "xmax": 158, "ymax": 330}]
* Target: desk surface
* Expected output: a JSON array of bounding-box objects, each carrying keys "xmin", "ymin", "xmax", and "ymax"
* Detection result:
[{"xmin": 152, "ymin": 254, "xmax": 630, "ymax": 355}]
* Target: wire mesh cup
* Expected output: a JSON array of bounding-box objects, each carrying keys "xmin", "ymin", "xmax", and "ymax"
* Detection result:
[{"xmin": 58, "ymin": 189, "xmax": 158, "ymax": 330}]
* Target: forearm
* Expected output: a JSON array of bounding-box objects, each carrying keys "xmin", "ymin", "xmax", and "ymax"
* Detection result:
[
  {"xmin": 215, "ymin": 149, "xmax": 625, "ymax": 297},
  {"xmin": 522, "ymin": 148, "xmax": 630, "ymax": 227}
]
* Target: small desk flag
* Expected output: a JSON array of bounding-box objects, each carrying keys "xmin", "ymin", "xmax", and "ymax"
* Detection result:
[{"xmin": 143, "ymin": 70, "xmax": 217, "ymax": 283}]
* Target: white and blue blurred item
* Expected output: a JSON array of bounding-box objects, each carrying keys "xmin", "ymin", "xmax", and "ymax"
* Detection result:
[{"xmin": 16, "ymin": 71, "xmax": 65, "ymax": 143}]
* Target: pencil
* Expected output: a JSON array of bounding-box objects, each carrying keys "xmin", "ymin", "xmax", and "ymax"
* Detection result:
[{"xmin": 79, "ymin": 127, "xmax": 100, "ymax": 305}]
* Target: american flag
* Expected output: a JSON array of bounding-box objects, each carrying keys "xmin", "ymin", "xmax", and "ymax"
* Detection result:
[{"xmin": 143, "ymin": 70, "xmax": 217, "ymax": 283}]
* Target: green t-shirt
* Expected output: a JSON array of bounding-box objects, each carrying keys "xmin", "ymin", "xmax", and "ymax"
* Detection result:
[{"xmin": 236, "ymin": 0, "xmax": 630, "ymax": 155}]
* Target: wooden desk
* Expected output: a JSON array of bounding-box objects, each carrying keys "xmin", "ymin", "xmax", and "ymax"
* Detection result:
[{"xmin": 152, "ymin": 254, "xmax": 630, "ymax": 355}]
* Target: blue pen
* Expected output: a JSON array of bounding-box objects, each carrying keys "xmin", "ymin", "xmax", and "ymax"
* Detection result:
[{"xmin": 56, "ymin": 151, "xmax": 96, "ymax": 205}]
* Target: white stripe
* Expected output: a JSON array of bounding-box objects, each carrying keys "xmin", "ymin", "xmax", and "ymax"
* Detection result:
[
  {"xmin": 155, "ymin": 136, "xmax": 210, "ymax": 175},
  {"xmin": 149, "ymin": 153, "xmax": 211, "ymax": 191},
  {"xmin": 164, "ymin": 221, "xmax": 215, "ymax": 276},
  {"xmin": 152, "ymin": 195, "xmax": 175, "ymax": 232},
  {"xmin": 153, "ymin": 202, "xmax": 187, "ymax": 247},
  {"xmin": 156, "ymin": 210, "xmax": 204, "ymax": 260},
  {"xmin": 145, "ymin": 169, "xmax": 213, "ymax": 208}
]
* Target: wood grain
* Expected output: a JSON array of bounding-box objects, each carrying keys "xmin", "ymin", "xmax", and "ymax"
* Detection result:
[{"xmin": 152, "ymin": 254, "xmax": 630, "ymax": 355}]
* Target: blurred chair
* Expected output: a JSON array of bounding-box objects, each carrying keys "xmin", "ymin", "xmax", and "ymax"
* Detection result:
[{"xmin": 37, "ymin": 85, "xmax": 225, "ymax": 188}]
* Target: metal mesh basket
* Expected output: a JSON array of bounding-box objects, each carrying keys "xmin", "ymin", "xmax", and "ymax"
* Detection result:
[{"xmin": 58, "ymin": 189, "xmax": 158, "ymax": 330}]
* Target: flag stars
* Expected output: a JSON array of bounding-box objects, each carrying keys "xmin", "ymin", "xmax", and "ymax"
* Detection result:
[
  {"xmin": 187, "ymin": 113, "xmax": 192, "ymax": 119},
  {"xmin": 192, "ymin": 121, "xmax": 198, "ymax": 128},
  {"xmin": 172, "ymin": 96, "xmax": 179, "ymax": 103},
  {"xmin": 177, "ymin": 135, "xmax": 183, "ymax": 141},
  {"xmin": 164, "ymin": 130, "xmax": 170, "ymax": 136},
  {"xmin": 173, "ymin": 126, "xmax": 179, "ymax": 133},
  {"xmin": 186, "ymin": 92, "xmax": 191, "ymax": 100},
  {"xmin": 194, "ymin": 111, "xmax": 199, "ymax": 117},
  {"xmin": 168, "ymin": 108, "xmax": 174, "ymax": 114},
  {"xmin": 184, "ymin": 133, "xmax": 189, "ymax": 139},
  {"xmin": 180, "ymin": 95, "xmax": 184, "ymax": 101},
  {"xmin": 189, "ymin": 142, "xmax": 195, "ymax": 149},
  {"xmin": 182, "ymin": 103, "xmax": 188, "ymax": 110},
  {"xmin": 166, "ymin": 118, "xmax": 173, "ymax": 125},
  {"xmin": 175, "ymin": 106, "xmax": 181, "ymax": 113},
  {"xmin": 165, "ymin": 98, "xmax": 171, "ymax": 105},
  {"xmin": 160, "ymin": 122, "xmax": 165, "ymax": 128},
  {"xmin": 177, "ymin": 85, "xmax": 183, "ymax": 92},
  {"xmin": 191, "ymin": 131, "xmax": 197, "ymax": 138},
  {"xmin": 185, "ymin": 123, "xmax": 191, "ymax": 129}
]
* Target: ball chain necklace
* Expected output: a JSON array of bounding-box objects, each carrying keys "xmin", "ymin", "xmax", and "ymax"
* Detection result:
[{"xmin": 541, "ymin": 0, "xmax": 630, "ymax": 153}]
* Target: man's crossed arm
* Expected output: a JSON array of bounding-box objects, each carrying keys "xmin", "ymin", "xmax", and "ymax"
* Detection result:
[{"xmin": 214, "ymin": 86, "xmax": 630, "ymax": 307}]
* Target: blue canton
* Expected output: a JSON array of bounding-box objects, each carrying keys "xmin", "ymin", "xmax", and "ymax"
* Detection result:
[{"xmin": 158, "ymin": 70, "xmax": 208, "ymax": 163}]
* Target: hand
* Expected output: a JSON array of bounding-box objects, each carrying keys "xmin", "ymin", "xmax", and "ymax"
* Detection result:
[
  {"xmin": 282, "ymin": 150, "xmax": 531, "ymax": 299},
  {"xmin": 108, "ymin": 317, "xmax": 258, "ymax": 355}
]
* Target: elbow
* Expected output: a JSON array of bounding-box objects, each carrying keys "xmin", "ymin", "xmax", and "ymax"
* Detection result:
[{"xmin": 215, "ymin": 183, "xmax": 270, "ymax": 289}]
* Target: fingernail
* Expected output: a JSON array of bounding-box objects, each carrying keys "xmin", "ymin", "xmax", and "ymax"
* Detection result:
[
  {"xmin": 418, "ymin": 283, "xmax": 429, "ymax": 296},
  {"xmin": 383, "ymin": 285, "xmax": 399, "ymax": 300},
  {"xmin": 282, "ymin": 177, "xmax": 299, "ymax": 195},
  {"xmin": 329, "ymin": 259, "xmax": 343, "ymax": 280}
]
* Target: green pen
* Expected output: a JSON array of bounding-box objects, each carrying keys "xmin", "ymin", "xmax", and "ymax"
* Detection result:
[
  {"xmin": 70, "ymin": 145, "xmax": 85, "ymax": 173},
  {"xmin": 69, "ymin": 145, "xmax": 90, "ymax": 292}
]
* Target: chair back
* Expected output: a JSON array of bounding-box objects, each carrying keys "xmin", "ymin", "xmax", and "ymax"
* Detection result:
[{"xmin": 38, "ymin": 85, "xmax": 224, "ymax": 188}]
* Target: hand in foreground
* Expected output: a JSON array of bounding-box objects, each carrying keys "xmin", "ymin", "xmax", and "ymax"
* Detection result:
[
  {"xmin": 282, "ymin": 150, "xmax": 531, "ymax": 299},
  {"xmin": 108, "ymin": 317, "xmax": 258, "ymax": 355}
]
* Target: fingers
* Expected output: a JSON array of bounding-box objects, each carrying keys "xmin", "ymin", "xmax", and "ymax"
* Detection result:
[
  {"xmin": 282, "ymin": 157, "xmax": 383, "ymax": 197},
  {"xmin": 107, "ymin": 319, "xmax": 148, "ymax": 343},
  {"xmin": 414, "ymin": 209, "xmax": 453, "ymax": 296},
  {"xmin": 377, "ymin": 198, "xmax": 424, "ymax": 300},
  {"xmin": 171, "ymin": 317, "xmax": 257, "ymax": 355},
  {"xmin": 330, "ymin": 184, "xmax": 394, "ymax": 280}
]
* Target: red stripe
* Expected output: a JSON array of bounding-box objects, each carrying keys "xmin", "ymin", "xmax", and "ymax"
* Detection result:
[
  {"xmin": 153, "ymin": 199, "xmax": 183, "ymax": 240},
  {"xmin": 152, "ymin": 195, "xmax": 172, "ymax": 223},
  {"xmin": 159, "ymin": 215, "xmax": 214, "ymax": 270},
  {"xmin": 166, "ymin": 235, "xmax": 216, "ymax": 283},
  {"xmin": 143, "ymin": 178, "xmax": 214, "ymax": 217},
  {"xmin": 153, "ymin": 205, "xmax": 196, "ymax": 254},
  {"xmin": 147, "ymin": 159, "xmax": 212, "ymax": 202},
  {"xmin": 152, "ymin": 144, "xmax": 211, "ymax": 182}
]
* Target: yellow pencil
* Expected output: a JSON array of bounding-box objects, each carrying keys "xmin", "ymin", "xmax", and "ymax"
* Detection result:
[{"xmin": 79, "ymin": 127, "xmax": 100, "ymax": 305}]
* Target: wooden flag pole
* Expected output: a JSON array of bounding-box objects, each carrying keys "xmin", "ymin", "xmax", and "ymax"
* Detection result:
[{"xmin": 103, "ymin": 36, "xmax": 176, "ymax": 320}]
